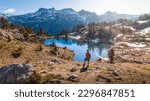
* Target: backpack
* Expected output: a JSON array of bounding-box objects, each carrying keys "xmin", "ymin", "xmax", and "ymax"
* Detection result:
[{"xmin": 88, "ymin": 53, "xmax": 91, "ymax": 59}]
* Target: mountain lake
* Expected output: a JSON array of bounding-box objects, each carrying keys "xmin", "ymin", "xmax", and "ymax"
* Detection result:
[{"xmin": 44, "ymin": 38, "xmax": 110, "ymax": 62}]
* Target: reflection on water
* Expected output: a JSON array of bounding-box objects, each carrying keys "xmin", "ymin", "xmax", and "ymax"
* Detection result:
[{"xmin": 44, "ymin": 38, "xmax": 110, "ymax": 62}]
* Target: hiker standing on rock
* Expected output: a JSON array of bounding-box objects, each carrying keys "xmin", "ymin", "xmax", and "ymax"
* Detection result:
[
  {"xmin": 108, "ymin": 47, "xmax": 115, "ymax": 64},
  {"xmin": 83, "ymin": 49, "xmax": 91, "ymax": 68}
]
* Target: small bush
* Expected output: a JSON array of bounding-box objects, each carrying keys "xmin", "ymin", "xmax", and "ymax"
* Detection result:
[
  {"xmin": 0, "ymin": 45, "xmax": 4, "ymax": 49},
  {"xmin": 12, "ymin": 47, "xmax": 23, "ymax": 58},
  {"xmin": 7, "ymin": 36, "xmax": 11, "ymax": 42},
  {"xmin": 51, "ymin": 42, "xmax": 56, "ymax": 47},
  {"xmin": 36, "ymin": 44, "xmax": 43, "ymax": 51},
  {"xmin": 51, "ymin": 48, "xmax": 57, "ymax": 55},
  {"xmin": 51, "ymin": 42, "xmax": 57, "ymax": 51},
  {"xmin": 25, "ymin": 57, "xmax": 32, "ymax": 63},
  {"xmin": 70, "ymin": 68, "xmax": 77, "ymax": 72}
]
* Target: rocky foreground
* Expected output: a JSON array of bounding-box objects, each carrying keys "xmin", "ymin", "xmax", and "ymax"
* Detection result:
[{"xmin": 1, "ymin": 59, "xmax": 150, "ymax": 84}]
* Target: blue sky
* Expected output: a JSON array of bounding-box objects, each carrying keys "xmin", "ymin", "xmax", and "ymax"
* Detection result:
[{"xmin": 0, "ymin": 0, "xmax": 150, "ymax": 15}]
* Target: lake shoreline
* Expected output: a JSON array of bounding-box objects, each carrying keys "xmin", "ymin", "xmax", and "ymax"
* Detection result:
[{"xmin": 44, "ymin": 38, "xmax": 110, "ymax": 62}]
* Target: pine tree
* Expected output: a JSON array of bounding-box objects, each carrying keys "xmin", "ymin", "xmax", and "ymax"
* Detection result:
[
  {"xmin": 37, "ymin": 27, "xmax": 44, "ymax": 35},
  {"xmin": 4, "ymin": 19, "xmax": 9, "ymax": 29},
  {"xmin": 0, "ymin": 17, "xmax": 4, "ymax": 28},
  {"xmin": 19, "ymin": 26, "xmax": 29, "ymax": 40},
  {"xmin": 0, "ymin": 17, "xmax": 9, "ymax": 29},
  {"xmin": 10, "ymin": 23, "xmax": 16, "ymax": 29},
  {"xmin": 26, "ymin": 26, "xmax": 34, "ymax": 34},
  {"xmin": 60, "ymin": 29, "xmax": 68, "ymax": 39}
]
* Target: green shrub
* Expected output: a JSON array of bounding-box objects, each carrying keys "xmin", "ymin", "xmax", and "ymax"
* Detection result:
[
  {"xmin": 36, "ymin": 44, "xmax": 43, "ymax": 51},
  {"xmin": 51, "ymin": 47, "xmax": 57, "ymax": 55},
  {"xmin": 0, "ymin": 45, "xmax": 4, "ymax": 49},
  {"xmin": 7, "ymin": 36, "xmax": 11, "ymax": 42},
  {"xmin": 12, "ymin": 47, "xmax": 23, "ymax": 58}
]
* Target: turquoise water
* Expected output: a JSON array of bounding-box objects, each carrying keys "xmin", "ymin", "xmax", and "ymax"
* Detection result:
[{"xmin": 44, "ymin": 38, "xmax": 110, "ymax": 62}]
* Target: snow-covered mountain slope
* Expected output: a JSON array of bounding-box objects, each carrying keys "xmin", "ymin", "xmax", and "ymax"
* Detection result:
[
  {"xmin": 0, "ymin": 13, "xmax": 12, "ymax": 18},
  {"xmin": 8, "ymin": 8, "xmax": 88, "ymax": 35},
  {"xmin": 99, "ymin": 11, "xmax": 139, "ymax": 22}
]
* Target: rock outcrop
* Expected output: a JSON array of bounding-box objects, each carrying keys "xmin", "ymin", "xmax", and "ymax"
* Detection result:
[
  {"xmin": 0, "ymin": 28, "xmax": 25, "ymax": 40},
  {"xmin": 0, "ymin": 64, "xmax": 31, "ymax": 83}
]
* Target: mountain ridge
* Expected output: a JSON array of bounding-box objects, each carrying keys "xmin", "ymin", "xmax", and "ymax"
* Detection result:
[{"xmin": 7, "ymin": 8, "xmax": 140, "ymax": 35}]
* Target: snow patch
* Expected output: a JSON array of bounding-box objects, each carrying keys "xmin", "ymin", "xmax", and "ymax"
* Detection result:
[
  {"xmin": 69, "ymin": 32, "xmax": 76, "ymax": 35},
  {"xmin": 82, "ymin": 31, "xmax": 89, "ymax": 35},
  {"xmin": 69, "ymin": 35, "xmax": 81, "ymax": 40},
  {"xmin": 92, "ymin": 38, "xmax": 100, "ymax": 43},
  {"xmin": 145, "ymin": 38, "xmax": 150, "ymax": 41},
  {"xmin": 116, "ymin": 42, "xmax": 147, "ymax": 48},
  {"xmin": 137, "ymin": 20, "xmax": 149, "ymax": 24},
  {"xmin": 141, "ymin": 27, "xmax": 150, "ymax": 33},
  {"xmin": 123, "ymin": 26, "xmax": 136, "ymax": 31},
  {"xmin": 96, "ymin": 54, "xmax": 109, "ymax": 62},
  {"xmin": 113, "ymin": 23, "xmax": 122, "ymax": 27}
]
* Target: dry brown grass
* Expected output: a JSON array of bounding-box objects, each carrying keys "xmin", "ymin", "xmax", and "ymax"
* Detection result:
[
  {"xmin": 0, "ymin": 37, "xmax": 74, "ymax": 67},
  {"xmin": 0, "ymin": 35, "xmax": 150, "ymax": 84}
]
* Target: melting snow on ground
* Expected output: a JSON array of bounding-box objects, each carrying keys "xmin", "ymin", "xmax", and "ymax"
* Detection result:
[
  {"xmin": 114, "ymin": 24, "xmax": 136, "ymax": 31},
  {"xmin": 116, "ymin": 42, "xmax": 147, "ymax": 48},
  {"xmin": 141, "ymin": 27, "xmax": 150, "ymax": 33},
  {"xmin": 137, "ymin": 20, "xmax": 149, "ymax": 24},
  {"xmin": 123, "ymin": 26, "xmax": 136, "ymax": 31},
  {"xmin": 69, "ymin": 35, "xmax": 81, "ymax": 40}
]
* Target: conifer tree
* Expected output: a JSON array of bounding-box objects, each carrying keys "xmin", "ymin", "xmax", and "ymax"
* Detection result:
[
  {"xmin": 60, "ymin": 29, "xmax": 68, "ymax": 39},
  {"xmin": 37, "ymin": 27, "xmax": 44, "ymax": 35},
  {"xmin": 0, "ymin": 17, "xmax": 9, "ymax": 29},
  {"xmin": 26, "ymin": 26, "xmax": 34, "ymax": 34},
  {"xmin": 10, "ymin": 23, "xmax": 16, "ymax": 29}
]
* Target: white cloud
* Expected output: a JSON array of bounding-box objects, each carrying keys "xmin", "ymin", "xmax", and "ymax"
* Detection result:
[{"xmin": 3, "ymin": 8, "xmax": 16, "ymax": 14}]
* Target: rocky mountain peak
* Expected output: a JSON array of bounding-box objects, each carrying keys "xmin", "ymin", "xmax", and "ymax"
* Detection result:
[{"xmin": 104, "ymin": 11, "xmax": 118, "ymax": 15}]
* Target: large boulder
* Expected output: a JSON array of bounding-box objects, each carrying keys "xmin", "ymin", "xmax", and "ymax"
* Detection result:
[{"xmin": 0, "ymin": 64, "xmax": 30, "ymax": 84}]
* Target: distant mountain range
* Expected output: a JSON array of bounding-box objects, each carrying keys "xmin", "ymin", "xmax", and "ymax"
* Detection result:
[
  {"xmin": 6, "ymin": 8, "xmax": 140, "ymax": 35},
  {"xmin": 99, "ymin": 11, "xmax": 139, "ymax": 22},
  {"xmin": 0, "ymin": 13, "xmax": 12, "ymax": 17}
]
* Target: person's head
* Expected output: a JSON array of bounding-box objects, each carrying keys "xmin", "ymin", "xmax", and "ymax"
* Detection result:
[{"xmin": 87, "ymin": 49, "xmax": 89, "ymax": 52}]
